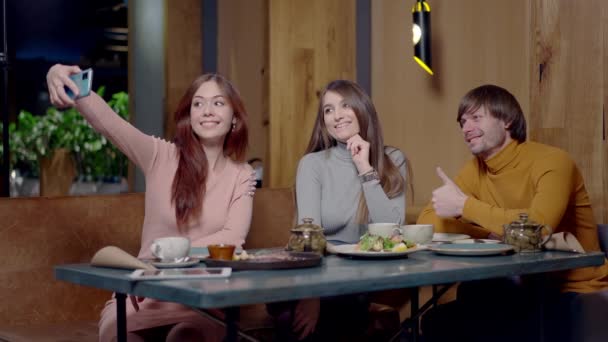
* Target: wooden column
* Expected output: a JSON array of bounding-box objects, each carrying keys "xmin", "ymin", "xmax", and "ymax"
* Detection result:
[
  {"xmin": 164, "ymin": 0, "xmax": 203, "ymax": 140},
  {"xmin": 268, "ymin": 0, "xmax": 356, "ymax": 188},
  {"xmin": 217, "ymin": 0, "xmax": 268, "ymax": 167}
]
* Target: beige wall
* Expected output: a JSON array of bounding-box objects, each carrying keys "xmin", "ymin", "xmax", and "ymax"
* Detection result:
[{"xmin": 371, "ymin": 0, "xmax": 530, "ymax": 206}]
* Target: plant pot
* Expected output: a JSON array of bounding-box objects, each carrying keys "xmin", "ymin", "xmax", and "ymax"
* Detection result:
[{"xmin": 39, "ymin": 148, "xmax": 76, "ymax": 196}]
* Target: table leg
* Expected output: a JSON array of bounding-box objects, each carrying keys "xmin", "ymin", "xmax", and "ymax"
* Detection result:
[
  {"xmin": 223, "ymin": 307, "xmax": 240, "ymax": 342},
  {"xmin": 535, "ymin": 276, "xmax": 545, "ymax": 342},
  {"xmin": 391, "ymin": 284, "xmax": 455, "ymax": 342},
  {"xmin": 410, "ymin": 287, "xmax": 419, "ymax": 342},
  {"xmin": 115, "ymin": 292, "xmax": 127, "ymax": 342}
]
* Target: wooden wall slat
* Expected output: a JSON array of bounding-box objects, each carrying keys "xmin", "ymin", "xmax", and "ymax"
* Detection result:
[
  {"xmin": 268, "ymin": 0, "xmax": 356, "ymax": 188},
  {"xmin": 164, "ymin": 0, "xmax": 203, "ymax": 140},
  {"xmin": 604, "ymin": 0, "xmax": 608, "ymax": 224},
  {"xmin": 530, "ymin": 0, "xmax": 606, "ymax": 223},
  {"xmin": 217, "ymin": 0, "xmax": 268, "ymax": 166}
]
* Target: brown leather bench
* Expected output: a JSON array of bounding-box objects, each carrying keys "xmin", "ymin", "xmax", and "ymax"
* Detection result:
[
  {"xmin": 0, "ymin": 193, "xmax": 144, "ymax": 341},
  {"xmin": 0, "ymin": 188, "xmax": 422, "ymax": 341},
  {"xmin": 0, "ymin": 189, "xmax": 293, "ymax": 341}
]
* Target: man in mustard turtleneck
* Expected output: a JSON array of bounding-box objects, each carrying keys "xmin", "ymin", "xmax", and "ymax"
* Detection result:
[{"xmin": 418, "ymin": 85, "xmax": 608, "ymax": 342}]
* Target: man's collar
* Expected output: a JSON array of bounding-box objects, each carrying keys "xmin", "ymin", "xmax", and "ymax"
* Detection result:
[{"xmin": 482, "ymin": 140, "xmax": 520, "ymax": 173}]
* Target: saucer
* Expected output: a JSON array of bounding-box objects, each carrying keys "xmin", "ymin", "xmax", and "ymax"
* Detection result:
[
  {"xmin": 429, "ymin": 243, "xmax": 514, "ymax": 256},
  {"xmin": 452, "ymin": 239, "xmax": 502, "ymax": 244},
  {"xmin": 151, "ymin": 258, "xmax": 201, "ymax": 268},
  {"xmin": 432, "ymin": 233, "xmax": 471, "ymax": 242}
]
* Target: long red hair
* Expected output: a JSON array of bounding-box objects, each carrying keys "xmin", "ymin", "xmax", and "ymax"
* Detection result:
[{"xmin": 171, "ymin": 74, "xmax": 248, "ymax": 228}]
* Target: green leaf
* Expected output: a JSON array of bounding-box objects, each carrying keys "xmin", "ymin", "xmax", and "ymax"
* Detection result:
[{"xmin": 8, "ymin": 89, "xmax": 130, "ymax": 179}]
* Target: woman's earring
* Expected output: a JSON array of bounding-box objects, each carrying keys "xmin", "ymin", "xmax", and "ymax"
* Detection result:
[{"xmin": 231, "ymin": 122, "xmax": 236, "ymax": 132}]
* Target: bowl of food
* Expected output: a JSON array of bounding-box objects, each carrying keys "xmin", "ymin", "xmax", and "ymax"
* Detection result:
[
  {"xmin": 400, "ymin": 224, "xmax": 434, "ymax": 244},
  {"xmin": 208, "ymin": 244, "xmax": 236, "ymax": 260},
  {"xmin": 367, "ymin": 223, "xmax": 401, "ymax": 238}
]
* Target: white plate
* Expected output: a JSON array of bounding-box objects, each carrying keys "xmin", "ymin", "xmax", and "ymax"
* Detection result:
[
  {"xmin": 331, "ymin": 244, "xmax": 427, "ymax": 258},
  {"xmin": 429, "ymin": 243, "xmax": 514, "ymax": 256},
  {"xmin": 151, "ymin": 258, "xmax": 201, "ymax": 268},
  {"xmin": 432, "ymin": 233, "xmax": 471, "ymax": 242}
]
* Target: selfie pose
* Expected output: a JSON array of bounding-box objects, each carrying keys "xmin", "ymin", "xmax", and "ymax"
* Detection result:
[
  {"xmin": 269, "ymin": 79, "xmax": 412, "ymax": 341},
  {"xmin": 47, "ymin": 64, "xmax": 255, "ymax": 342}
]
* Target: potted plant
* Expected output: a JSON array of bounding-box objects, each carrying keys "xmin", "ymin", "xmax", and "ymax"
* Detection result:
[{"xmin": 0, "ymin": 88, "xmax": 130, "ymax": 196}]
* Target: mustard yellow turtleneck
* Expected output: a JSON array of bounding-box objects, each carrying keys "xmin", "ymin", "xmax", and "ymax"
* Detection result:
[{"xmin": 418, "ymin": 140, "xmax": 608, "ymax": 293}]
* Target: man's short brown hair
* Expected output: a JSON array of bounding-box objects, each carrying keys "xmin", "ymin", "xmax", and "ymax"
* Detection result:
[{"xmin": 457, "ymin": 84, "xmax": 527, "ymax": 142}]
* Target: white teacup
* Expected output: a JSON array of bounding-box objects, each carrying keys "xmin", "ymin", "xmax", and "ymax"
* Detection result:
[
  {"xmin": 401, "ymin": 224, "xmax": 434, "ymax": 244},
  {"xmin": 368, "ymin": 223, "xmax": 401, "ymax": 238},
  {"xmin": 150, "ymin": 236, "xmax": 191, "ymax": 261}
]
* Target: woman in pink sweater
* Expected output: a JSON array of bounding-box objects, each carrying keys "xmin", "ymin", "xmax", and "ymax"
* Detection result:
[{"xmin": 47, "ymin": 65, "xmax": 256, "ymax": 342}]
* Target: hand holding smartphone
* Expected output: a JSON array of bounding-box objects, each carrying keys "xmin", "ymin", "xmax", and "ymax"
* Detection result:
[{"xmin": 65, "ymin": 68, "xmax": 93, "ymax": 99}]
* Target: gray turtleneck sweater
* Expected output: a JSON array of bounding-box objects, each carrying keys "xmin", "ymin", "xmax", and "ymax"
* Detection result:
[{"xmin": 295, "ymin": 143, "xmax": 407, "ymax": 243}]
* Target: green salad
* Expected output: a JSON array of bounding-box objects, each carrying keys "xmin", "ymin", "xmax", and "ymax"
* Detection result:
[{"xmin": 357, "ymin": 233, "xmax": 416, "ymax": 252}]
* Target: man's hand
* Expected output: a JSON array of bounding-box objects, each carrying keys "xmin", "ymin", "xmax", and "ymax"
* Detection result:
[{"xmin": 432, "ymin": 167, "xmax": 468, "ymax": 218}]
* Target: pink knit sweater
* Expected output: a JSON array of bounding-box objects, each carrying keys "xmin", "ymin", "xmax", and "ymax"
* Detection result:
[{"xmin": 76, "ymin": 93, "xmax": 253, "ymax": 339}]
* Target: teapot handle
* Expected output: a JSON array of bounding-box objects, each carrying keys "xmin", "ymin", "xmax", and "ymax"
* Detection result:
[{"xmin": 539, "ymin": 225, "xmax": 554, "ymax": 247}]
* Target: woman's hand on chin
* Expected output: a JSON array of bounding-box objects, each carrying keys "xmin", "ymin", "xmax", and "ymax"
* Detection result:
[{"xmin": 346, "ymin": 134, "xmax": 372, "ymax": 174}]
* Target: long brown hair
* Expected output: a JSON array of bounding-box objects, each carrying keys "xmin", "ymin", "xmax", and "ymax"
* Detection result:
[
  {"xmin": 303, "ymin": 80, "xmax": 413, "ymax": 223},
  {"xmin": 171, "ymin": 74, "xmax": 248, "ymax": 228}
]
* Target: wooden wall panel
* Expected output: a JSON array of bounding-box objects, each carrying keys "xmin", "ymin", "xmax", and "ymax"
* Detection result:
[
  {"xmin": 268, "ymin": 0, "xmax": 356, "ymax": 187},
  {"xmin": 530, "ymin": 0, "xmax": 607, "ymax": 223},
  {"xmin": 164, "ymin": 0, "xmax": 203, "ymax": 139},
  {"xmin": 371, "ymin": 0, "xmax": 530, "ymax": 205},
  {"xmin": 604, "ymin": 1, "xmax": 608, "ymax": 224},
  {"xmin": 217, "ymin": 0, "xmax": 268, "ymax": 166}
]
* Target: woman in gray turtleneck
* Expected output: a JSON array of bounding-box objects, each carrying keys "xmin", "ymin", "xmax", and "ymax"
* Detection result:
[
  {"xmin": 275, "ymin": 79, "xmax": 412, "ymax": 341},
  {"xmin": 296, "ymin": 79, "xmax": 411, "ymax": 243}
]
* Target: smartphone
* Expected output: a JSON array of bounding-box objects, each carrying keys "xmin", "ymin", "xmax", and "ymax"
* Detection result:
[
  {"xmin": 129, "ymin": 267, "xmax": 232, "ymax": 281},
  {"xmin": 65, "ymin": 68, "xmax": 93, "ymax": 99}
]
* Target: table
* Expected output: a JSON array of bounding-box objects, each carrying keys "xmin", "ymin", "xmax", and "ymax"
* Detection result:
[{"xmin": 55, "ymin": 250, "xmax": 605, "ymax": 342}]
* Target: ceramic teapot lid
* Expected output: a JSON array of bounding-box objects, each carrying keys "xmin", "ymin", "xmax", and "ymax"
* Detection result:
[
  {"xmin": 506, "ymin": 213, "xmax": 542, "ymax": 230},
  {"xmin": 292, "ymin": 218, "xmax": 323, "ymax": 232}
]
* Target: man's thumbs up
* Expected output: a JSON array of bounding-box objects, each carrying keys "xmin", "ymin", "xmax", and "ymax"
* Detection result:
[
  {"xmin": 436, "ymin": 167, "xmax": 455, "ymax": 186},
  {"xmin": 431, "ymin": 167, "xmax": 468, "ymax": 218}
]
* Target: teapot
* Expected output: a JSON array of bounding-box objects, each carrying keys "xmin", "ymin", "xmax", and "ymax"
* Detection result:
[
  {"xmin": 286, "ymin": 218, "xmax": 327, "ymax": 255},
  {"xmin": 503, "ymin": 213, "xmax": 553, "ymax": 252}
]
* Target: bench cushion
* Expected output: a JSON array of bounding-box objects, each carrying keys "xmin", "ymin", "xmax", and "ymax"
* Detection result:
[
  {"xmin": 0, "ymin": 193, "xmax": 143, "ymax": 338},
  {"xmin": 0, "ymin": 321, "xmax": 98, "ymax": 342}
]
